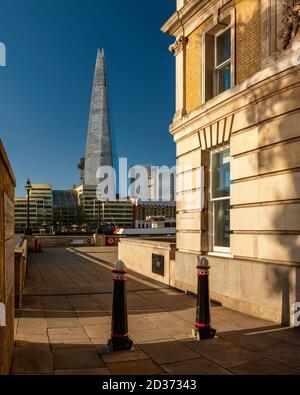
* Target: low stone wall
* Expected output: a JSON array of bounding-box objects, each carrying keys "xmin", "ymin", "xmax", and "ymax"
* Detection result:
[
  {"xmin": 37, "ymin": 236, "xmax": 93, "ymax": 248},
  {"xmin": 15, "ymin": 238, "xmax": 28, "ymax": 309},
  {"xmin": 118, "ymin": 238, "xmax": 176, "ymax": 286},
  {"xmin": 175, "ymin": 251, "xmax": 300, "ymax": 325},
  {"xmin": 119, "ymin": 234, "xmax": 300, "ymax": 324}
]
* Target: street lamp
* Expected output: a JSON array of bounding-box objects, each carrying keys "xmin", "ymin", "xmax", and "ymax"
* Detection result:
[{"xmin": 24, "ymin": 178, "xmax": 32, "ymax": 236}]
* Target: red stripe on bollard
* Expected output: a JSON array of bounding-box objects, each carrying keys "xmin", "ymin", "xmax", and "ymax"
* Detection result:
[{"xmin": 111, "ymin": 333, "xmax": 128, "ymax": 338}]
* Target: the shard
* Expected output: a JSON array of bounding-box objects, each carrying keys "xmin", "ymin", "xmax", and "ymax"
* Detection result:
[{"xmin": 84, "ymin": 49, "xmax": 113, "ymax": 186}]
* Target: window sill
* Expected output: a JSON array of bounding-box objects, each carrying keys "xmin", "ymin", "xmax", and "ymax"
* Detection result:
[{"xmin": 208, "ymin": 251, "xmax": 234, "ymax": 259}]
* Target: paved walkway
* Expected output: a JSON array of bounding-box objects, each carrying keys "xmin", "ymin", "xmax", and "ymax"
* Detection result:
[{"xmin": 13, "ymin": 247, "xmax": 300, "ymax": 375}]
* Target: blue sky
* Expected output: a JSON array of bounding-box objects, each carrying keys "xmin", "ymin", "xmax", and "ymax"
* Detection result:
[{"xmin": 0, "ymin": 0, "xmax": 176, "ymax": 196}]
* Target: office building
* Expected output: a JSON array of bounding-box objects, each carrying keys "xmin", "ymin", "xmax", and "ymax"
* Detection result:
[
  {"xmin": 131, "ymin": 199, "xmax": 176, "ymax": 223},
  {"xmin": 15, "ymin": 184, "xmax": 53, "ymax": 233},
  {"xmin": 52, "ymin": 190, "xmax": 84, "ymax": 227}
]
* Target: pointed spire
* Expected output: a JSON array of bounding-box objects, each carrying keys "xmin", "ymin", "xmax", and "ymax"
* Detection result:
[
  {"xmin": 84, "ymin": 49, "xmax": 113, "ymax": 186},
  {"xmin": 96, "ymin": 48, "xmax": 105, "ymax": 59}
]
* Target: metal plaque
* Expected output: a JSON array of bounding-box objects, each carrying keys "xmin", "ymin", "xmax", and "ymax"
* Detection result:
[{"xmin": 152, "ymin": 254, "xmax": 165, "ymax": 277}]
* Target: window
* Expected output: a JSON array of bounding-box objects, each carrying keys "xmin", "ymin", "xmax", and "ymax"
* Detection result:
[
  {"xmin": 210, "ymin": 146, "xmax": 231, "ymax": 253},
  {"xmin": 215, "ymin": 28, "xmax": 231, "ymax": 95},
  {"xmin": 203, "ymin": 11, "xmax": 235, "ymax": 103}
]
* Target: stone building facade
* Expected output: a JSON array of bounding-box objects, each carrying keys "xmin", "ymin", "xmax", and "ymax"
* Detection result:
[
  {"xmin": 162, "ymin": 0, "xmax": 300, "ymax": 324},
  {"xmin": 75, "ymin": 185, "xmax": 134, "ymax": 230},
  {"xmin": 131, "ymin": 199, "xmax": 176, "ymax": 223}
]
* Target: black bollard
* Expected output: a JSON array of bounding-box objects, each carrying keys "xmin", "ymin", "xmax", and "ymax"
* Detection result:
[
  {"xmin": 193, "ymin": 256, "xmax": 216, "ymax": 341},
  {"xmin": 107, "ymin": 260, "xmax": 133, "ymax": 352}
]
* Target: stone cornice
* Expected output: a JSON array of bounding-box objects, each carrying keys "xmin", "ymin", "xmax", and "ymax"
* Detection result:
[
  {"xmin": 161, "ymin": 0, "xmax": 209, "ymax": 36},
  {"xmin": 169, "ymin": 58, "xmax": 300, "ymax": 143},
  {"xmin": 161, "ymin": 0, "xmax": 230, "ymax": 38}
]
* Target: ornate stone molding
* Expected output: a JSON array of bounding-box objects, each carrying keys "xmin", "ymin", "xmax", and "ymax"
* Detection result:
[
  {"xmin": 169, "ymin": 36, "xmax": 188, "ymax": 55},
  {"xmin": 198, "ymin": 114, "xmax": 234, "ymax": 151},
  {"xmin": 279, "ymin": 0, "xmax": 300, "ymax": 49}
]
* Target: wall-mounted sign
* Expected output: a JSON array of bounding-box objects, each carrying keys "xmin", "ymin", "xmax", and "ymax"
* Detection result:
[{"xmin": 152, "ymin": 254, "xmax": 165, "ymax": 277}]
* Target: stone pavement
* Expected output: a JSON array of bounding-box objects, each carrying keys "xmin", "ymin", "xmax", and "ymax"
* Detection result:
[{"xmin": 13, "ymin": 247, "xmax": 300, "ymax": 375}]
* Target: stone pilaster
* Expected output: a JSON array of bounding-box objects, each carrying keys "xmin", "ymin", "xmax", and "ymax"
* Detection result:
[{"xmin": 169, "ymin": 36, "xmax": 188, "ymax": 123}]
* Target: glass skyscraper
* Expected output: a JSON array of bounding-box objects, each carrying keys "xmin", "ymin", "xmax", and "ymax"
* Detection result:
[{"xmin": 84, "ymin": 49, "xmax": 113, "ymax": 186}]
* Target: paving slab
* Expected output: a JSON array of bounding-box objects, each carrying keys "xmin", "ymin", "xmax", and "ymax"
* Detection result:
[
  {"xmin": 78, "ymin": 314, "xmax": 111, "ymax": 327},
  {"xmin": 143, "ymin": 312, "xmax": 187, "ymax": 327},
  {"xmin": 48, "ymin": 327, "xmax": 92, "ymax": 348},
  {"xmin": 266, "ymin": 327, "xmax": 300, "ymax": 346},
  {"xmin": 230, "ymin": 358, "xmax": 300, "ymax": 375},
  {"xmin": 130, "ymin": 328, "xmax": 173, "ymax": 344},
  {"xmin": 17, "ymin": 318, "xmax": 47, "ymax": 334},
  {"xmin": 218, "ymin": 331, "xmax": 282, "ymax": 352},
  {"xmin": 260, "ymin": 342, "xmax": 300, "ymax": 368},
  {"xmin": 55, "ymin": 368, "xmax": 111, "ymax": 375},
  {"xmin": 48, "ymin": 326, "xmax": 89, "ymax": 341},
  {"xmin": 46, "ymin": 318, "xmax": 82, "ymax": 329},
  {"xmin": 53, "ymin": 347, "xmax": 105, "ymax": 370},
  {"xmin": 107, "ymin": 360, "xmax": 165, "ymax": 375},
  {"xmin": 12, "ymin": 346, "xmax": 53, "ymax": 375},
  {"xmin": 140, "ymin": 340, "xmax": 200, "ymax": 365},
  {"xmin": 182, "ymin": 337, "xmax": 261, "ymax": 369},
  {"xmin": 16, "ymin": 333, "xmax": 49, "ymax": 346},
  {"xmin": 128, "ymin": 316, "xmax": 155, "ymax": 330},
  {"xmin": 101, "ymin": 350, "xmax": 149, "ymax": 364},
  {"xmin": 144, "ymin": 315, "xmax": 195, "ymax": 340},
  {"xmin": 83, "ymin": 324, "xmax": 111, "ymax": 339},
  {"xmin": 169, "ymin": 309, "xmax": 195, "ymax": 324},
  {"xmin": 163, "ymin": 358, "xmax": 232, "ymax": 375},
  {"xmin": 45, "ymin": 310, "xmax": 77, "ymax": 319}
]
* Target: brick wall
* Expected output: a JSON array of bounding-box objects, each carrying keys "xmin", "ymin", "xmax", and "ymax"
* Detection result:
[
  {"xmin": 185, "ymin": 0, "xmax": 261, "ymax": 113},
  {"xmin": 235, "ymin": 0, "xmax": 261, "ymax": 84},
  {"xmin": 0, "ymin": 139, "xmax": 16, "ymax": 375},
  {"xmin": 185, "ymin": 17, "xmax": 213, "ymax": 114}
]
